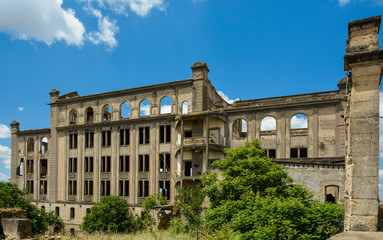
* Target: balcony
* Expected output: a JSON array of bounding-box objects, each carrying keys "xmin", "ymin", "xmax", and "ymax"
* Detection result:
[{"xmin": 183, "ymin": 135, "xmax": 225, "ymax": 147}]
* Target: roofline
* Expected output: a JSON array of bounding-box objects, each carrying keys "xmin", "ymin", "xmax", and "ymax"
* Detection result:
[{"xmin": 16, "ymin": 128, "xmax": 51, "ymax": 135}]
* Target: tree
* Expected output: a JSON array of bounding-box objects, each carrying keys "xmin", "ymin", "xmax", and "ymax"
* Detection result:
[
  {"xmin": 0, "ymin": 182, "xmax": 63, "ymax": 234},
  {"xmin": 81, "ymin": 196, "xmax": 136, "ymax": 233},
  {"xmin": 201, "ymin": 140, "xmax": 344, "ymax": 239}
]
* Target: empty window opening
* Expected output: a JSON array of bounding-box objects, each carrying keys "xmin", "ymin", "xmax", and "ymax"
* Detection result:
[
  {"xmin": 290, "ymin": 148, "xmax": 307, "ymax": 158},
  {"xmin": 121, "ymin": 102, "xmax": 131, "ymax": 118},
  {"xmin": 291, "ymin": 114, "xmax": 308, "ymax": 129},
  {"xmin": 300, "ymin": 148, "xmax": 307, "ymax": 158},
  {"xmin": 290, "ymin": 148, "xmax": 298, "ymax": 158},
  {"xmin": 85, "ymin": 132, "xmax": 94, "ymax": 148},
  {"xmin": 84, "ymin": 157, "xmax": 94, "ymax": 173},
  {"xmin": 54, "ymin": 227, "xmax": 60, "ymax": 234},
  {"xmin": 26, "ymin": 159, "xmax": 34, "ymax": 173},
  {"xmin": 68, "ymin": 180, "xmax": 77, "ymax": 195},
  {"xmin": 70, "ymin": 228, "xmax": 75, "ymax": 236},
  {"xmin": 84, "ymin": 180, "xmax": 93, "ymax": 196},
  {"xmin": 41, "ymin": 206, "xmax": 45, "ymax": 211},
  {"xmin": 119, "ymin": 180, "xmax": 129, "ymax": 197},
  {"xmin": 86, "ymin": 208, "xmax": 91, "ymax": 214},
  {"xmin": 102, "ymin": 104, "xmax": 112, "ymax": 121},
  {"xmin": 160, "ymin": 125, "xmax": 171, "ymax": 143},
  {"xmin": 325, "ymin": 185, "xmax": 339, "ymax": 204},
  {"xmin": 232, "ymin": 119, "xmax": 248, "ymax": 139},
  {"xmin": 40, "ymin": 159, "xmax": 47, "ymax": 178},
  {"xmin": 138, "ymin": 180, "xmax": 149, "ymax": 198},
  {"xmin": 41, "ymin": 137, "xmax": 48, "ymax": 154},
  {"xmin": 139, "ymin": 155, "xmax": 150, "ymax": 172},
  {"xmin": 160, "ymin": 96, "xmax": 172, "ymax": 114},
  {"xmin": 102, "ymin": 130, "xmax": 111, "ymax": 147},
  {"xmin": 86, "ymin": 107, "xmax": 94, "ymax": 123},
  {"xmin": 140, "ymin": 99, "xmax": 150, "ymax": 116},
  {"xmin": 40, "ymin": 180, "xmax": 47, "ymax": 195},
  {"xmin": 27, "ymin": 180, "xmax": 34, "ymax": 194},
  {"xmin": 68, "ymin": 158, "xmax": 77, "ymax": 173},
  {"xmin": 101, "ymin": 156, "xmax": 111, "ymax": 172},
  {"xmin": 69, "ymin": 110, "xmax": 77, "ymax": 124},
  {"xmin": 267, "ymin": 149, "xmax": 276, "ymax": 159},
  {"xmin": 185, "ymin": 161, "xmax": 192, "ymax": 177},
  {"xmin": 139, "ymin": 127, "xmax": 150, "ymax": 144},
  {"xmin": 69, "ymin": 133, "xmax": 78, "ymax": 149},
  {"xmin": 159, "ymin": 153, "xmax": 170, "ymax": 172},
  {"xmin": 119, "ymin": 155, "xmax": 130, "ymax": 172},
  {"xmin": 55, "ymin": 207, "xmax": 60, "ymax": 216},
  {"xmin": 184, "ymin": 130, "xmax": 192, "ymax": 138},
  {"xmin": 27, "ymin": 138, "xmax": 34, "ymax": 153},
  {"xmin": 101, "ymin": 180, "xmax": 111, "ymax": 196},
  {"xmin": 182, "ymin": 101, "xmax": 189, "ymax": 114},
  {"xmin": 261, "ymin": 116, "xmax": 276, "ymax": 131},
  {"xmin": 159, "ymin": 180, "xmax": 170, "ymax": 200},
  {"xmin": 70, "ymin": 208, "xmax": 75, "ymax": 219},
  {"xmin": 120, "ymin": 128, "xmax": 130, "ymax": 146},
  {"xmin": 17, "ymin": 159, "xmax": 23, "ymax": 176}
]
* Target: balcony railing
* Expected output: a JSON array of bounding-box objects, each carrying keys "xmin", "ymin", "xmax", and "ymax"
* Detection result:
[{"xmin": 183, "ymin": 136, "xmax": 224, "ymax": 146}]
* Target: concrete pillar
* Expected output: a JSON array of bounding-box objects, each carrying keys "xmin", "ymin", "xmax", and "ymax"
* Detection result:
[
  {"xmin": 343, "ymin": 15, "xmax": 383, "ymax": 232},
  {"xmin": 10, "ymin": 121, "xmax": 20, "ymax": 185}
]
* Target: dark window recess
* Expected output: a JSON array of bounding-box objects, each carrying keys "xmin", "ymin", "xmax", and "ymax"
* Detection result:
[
  {"xmin": 101, "ymin": 180, "xmax": 111, "ymax": 196},
  {"xmin": 138, "ymin": 180, "xmax": 149, "ymax": 198},
  {"xmin": 55, "ymin": 207, "xmax": 60, "ymax": 216},
  {"xmin": 139, "ymin": 127, "xmax": 150, "ymax": 144},
  {"xmin": 70, "ymin": 208, "xmax": 75, "ymax": 219},
  {"xmin": 40, "ymin": 159, "xmax": 47, "ymax": 178},
  {"xmin": 68, "ymin": 180, "xmax": 77, "ymax": 195},
  {"xmin": 85, "ymin": 132, "xmax": 94, "ymax": 148},
  {"xmin": 68, "ymin": 158, "xmax": 77, "ymax": 173},
  {"xmin": 268, "ymin": 149, "xmax": 276, "ymax": 159},
  {"xmin": 120, "ymin": 129, "xmax": 130, "ymax": 146},
  {"xmin": 101, "ymin": 156, "xmax": 111, "ymax": 172},
  {"xmin": 39, "ymin": 180, "xmax": 47, "ymax": 194},
  {"xmin": 159, "ymin": 153, "xmax": 170, "ymax": 172},
  {"xmin": 84, "ymin": 157, "xmax": 94, "ymax": 173},
  {"xmin": 290, "ymin": 148, "xmax": 298, "ymax": 158},
  {"xmin": 84, "ymin": 180, "xmax": 93, "ymax": 196},
  {"xmin": 184, "ymin": 161, "xmax": 192, "ymax": 177},
  {"xmin": 26, "ymin": 160, "xmax": 34, "ymax": 173},
  {"xmin": 27, "ymin": 180, "xmax": 34, "ymax": 193},
  {"xmin": 86, "ymin": 208, "xmax": 91, "ymax": 214},
  {"xmin": 102, "ymin": 130, "xmax": 111, "ymax": 147},
  {"xmin": 184, "ymin": 131, "xmax": 192, "ymax": 138},
  {"xmin": 290, "ymin": 148, "xmax": 307, "ymax": 158},
  {"xmin": 69, "ymin": 133, "xmax": 78, "ymax": 149},
  {"xmin": 159, "ymin": 180, "xmax": 170, "ymax": 200},
  {"xmin": 159, "ymin": 125, "xmax": 171, "ymax": 143},
  {"xmin": 300, "ymin": 148, "xmax": 307, "ymax": 158},
  {"xmin": 139, "ymin": 155, "xmax": 149, "ymax": 172},
  {"xmin": 119, "ymin": 155, "xmax": 129, "ymax": 172},
  {"xmin": 119, "ymin": 180, "xmax": 129, "ymax": 197}
]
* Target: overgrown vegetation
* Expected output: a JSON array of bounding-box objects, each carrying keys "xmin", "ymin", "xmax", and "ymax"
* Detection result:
[{"xmin": 0, "ymin": 182, "xmax": 63, "ymax": 235}]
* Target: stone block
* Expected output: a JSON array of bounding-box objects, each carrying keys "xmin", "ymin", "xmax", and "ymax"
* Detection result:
[
  {"xmin": 344, "ymin": 215, "xmax": 378, "ymax": 232},
  {"xmin": 348, "ymin": 101, "xmax": 380, "ymax": 119},
  {"xmin": 347, "ymin": 176, "xmax": 379, "ymax": 199},
  {"xmin": 344, "ymin": 199, "xmax": 379, "ymax": 216},
  {"xmin": 352, "ymin": 64, "xmax": 382, "ymax": 78},
  {"xmin": 349, "ymin": 118, "xmax": 379, "ymax": 134},
  {"xmin": 2, "ymin": 218, "xmax": 33, "ymax": 240}
]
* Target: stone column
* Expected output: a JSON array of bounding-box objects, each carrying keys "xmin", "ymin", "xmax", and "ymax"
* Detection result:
[
  {"xmin": 10, "ymin": 121, "xmax": 20, "ymax": 185},
  {"xmin": 343, "ymin": 16, "xmax": 383, "ymax": 232}
]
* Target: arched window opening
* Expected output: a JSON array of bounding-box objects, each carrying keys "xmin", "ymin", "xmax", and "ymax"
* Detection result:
[
  {"xmin": 27, "ymin": 138, "xmax": 34, "ymax": 153},
  {"xmin": 121, "ymin": 102, "xmax": 130, "ymax": 118},
  {"xmin": 325, "ymin": 185, "xmax": 339, "ymax": 204},
  {"xmin": 69, "ymin": 110, "xmax": 77, "ymax": 125},
  {"xmin": 232, "ymin": 118, "xmax": 247, "ymax": 140},
  {"xmin": 261, "ymin": 116, "xmax": 276, "ymax": 131},
  {"xmin": 291, "ymin": 114, "xmax": 308, "ymax": 129},
  {"xmin": 17, "ymin": 158, "xmax": 23, "ymax": 176},
  {"xmin": 182, "ymin": 101, "xmax": 189, "ymax": 114},
  {"xmin": 140, "ymin": 99, "xmax": 150, "ymax": 117},
  {"xmin": 102, "ymin": 105, "xmax": 112, "ymax": 121},
  {"xmin": 41, "ymin": 137, "xmax": 48, "ymax": 154},
  {"xmin": 86, "ymin": 108, "xmax": 94, "ymax": 123},
  {"xmin": 160, "ymin": 96, "xmax": 172, "ymax": 114}
]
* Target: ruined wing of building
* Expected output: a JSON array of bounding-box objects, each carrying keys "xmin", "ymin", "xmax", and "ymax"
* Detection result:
[{"xmin": 10, "ymin": 16, "xmax": 383, "ymax": 232}]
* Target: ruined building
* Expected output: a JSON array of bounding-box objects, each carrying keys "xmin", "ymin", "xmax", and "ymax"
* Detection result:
[{"xmin": 10, "ymin": 16, "xmax": 382, "ymax": 232}]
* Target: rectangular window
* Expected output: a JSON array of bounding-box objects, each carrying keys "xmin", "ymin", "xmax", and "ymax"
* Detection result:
[
  {"xmin": 55, "ymin": 207, "xmax": 60, "ymax": 216},
  {"xmin": 139, "ymin": 127, "xmax": 150, "ymax": 144},
  {"xmin": 68, "ymin": 158, "xmax": 77, "ymax": 173},
  {"xmin": 159, "ymin": 180, "xmax": 170, "ymax": 200},
  {"xmin": 184, "ymin": 131, "xmax": 192, "ymax": 138},
  {"xmin": 26, "ymin": 160, "xmax": 34, "ymax": 173},
  {"xmin": 120, "ymin": 129, "xmax": 130, "ymax": 146},
  {"xmin": 159, "ymin": 125, "xmax": 171, "ymax": 143},
  {"xmin": 138, "ymin": 180, "xmax": 149, "ymax": 198},
  {"xmin": 119, "ymin": 180, "xmax": 129, "ymax": 197},
  {"xmin": 139, "ymin": 155, "xmax": 149, "ymax": 172},
  {"xmin": 69, "ymin": 133, "xmax": 78, "ymax": 149},
  {"xmin": 84, "ymin": 157, "xmax": 94, "ymax": 173},
  {"xmin": 85, "ymin": 132, "xmax": 94, "ymax": 148},
  {"xmin": 102, "ymin": 130, "xmax": 111, "ymax": 147},
  {"xmin": 27, "ymin": 180, "xmax": 34, "ymax": 194},
  {"xmin": 185, "ymin": 161, "xmax": 192, "ymax": 177},
  {"xmin": 101, "ymin": 156, "xmax": 111, "ymax": 173},
  {"xmin": 300, "ymin": 148, "xmax": 307, "ymax": 158},
  {"xmin": 159, "ymin": 153, "xmax": 170, "ymax": 172},
  {"xmin": 268, "ymin": 149, "xmax": 276, "ymax": 159},
  {"xmin": 68, "ymin": 180, "xmax": 77, "ymax": 195},
  {"xmin": 100, "ymin": 180, "xmax": 111, "ymax": 196},
  {"xmin": 84, "ymin": 180, "xmax": 93, "ymax": 196},
  {"xmin": 39, "ymin": 180, "xmax": 47, "ymax": 194},
  {"xmin": 290, "ymin": 148, "xmax": 298, "ymax": 158},
  {"xmin": 119, "ymin": 155, "xmax": 129, "ymax": 172},
  {"xmin": 70, "ymin": 208, "xmax": 75, "ymax": 219},
  {"xmin": 290, "ymin": 148, "xmax": 307, "ymax": 158},
  {"xmin": 40, "ymin": 159, "xmax": 47, "ymax": 178}
]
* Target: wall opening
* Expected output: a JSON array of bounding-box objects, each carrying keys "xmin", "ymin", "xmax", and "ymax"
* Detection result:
[
  {"xmin": 291, "ymin": 114, "xmax": 308, "ymax": 129},
  {"xmin": 160, "ymin": 96, "xmax": 172, "ymax": 114},
  {"xmin": 121, "ymin": 102, "xmax": 130, "ymax": 118},
  {"xmin": 40, "ymin": 159, "xmax": 47, "ymax": 178},
  {"xmin": 261, "ymin": 116, "xmax": 276, "ymax": 131},
  {"xmin": 325, "ymin": 185, "xmax": 339, "ymax": 204},
  {"xmin": 86, "ymin": 107, "xmax": 94, "ymax": 123},
  {"xmin": 41, "ymin": 137, "xmax": 48, "ymax": 154},
  {"xmin": 69, "ymin": 110, "xmax": 77, "ymax": 125},
  {"xmin": 232, "ymin": 118, "xmax": 248, "ymax": 139},
  {"xmin": 182, "ymin": 101, "xmax": 189, "ymax": 114},
  {"xmin": 27, "ymin": 138, "xmax": 34, "ymax": 153},
  {"xmin": 102, "ymin": 104, "xmax": 112, "ymax": 121},
  {"xmin": 140, "ymin": 99, "xmax": 150, "ymax": 116}
]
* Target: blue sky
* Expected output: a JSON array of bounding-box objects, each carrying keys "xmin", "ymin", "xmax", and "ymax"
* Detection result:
[{"xmin": 0, "ymin": 0, "xmax": 383, "ymax": 197}]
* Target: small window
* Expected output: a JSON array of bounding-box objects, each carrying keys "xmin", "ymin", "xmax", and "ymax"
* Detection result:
[
  {"xmin": 69, "ymin": 133, "xmax": 78, "ymax": 149},
  {"xmin": 119, "ymin": 155, "xmax": 129, "ymax": 172},
  {"xmin": 40, "ymin": 180, "xmax": 47, "ymax": 195},
  {"xmin": 86, "ymin": 107, "xmax": 94, "ymax": 123},
  {"xmin": 159, "ymin": 125, "xmax": 171, "ymax": 143},
  {"xmin": 68, "ymin": 158, "xmax": 77, "ymax": 173},
  {"xmin": 182, "ymin": 101, "xmax": 189, "ymax": 114},
  {"xmin": 41, "ymin": 206, "xmax": 45, "ymax": 211},
  {"xmin": 160, "ymin": 96, "xmax": 172, "ymax": 114},
  {"xmin": 290, "ymin": 148, "xmax": 307, "ymax": 158},
  {"xmin": 138, "ymin": 180, "xmax": 149, "ymax": 197},
  {"xmin": 26, "ymin": 160, "xmax": 34, "ymax": 173},
  {"xmin": 84, "ymin": 157, "xmax": 94, "ymax": 173},
  {"xmin": 185, "ymin": 161, "xmax": 192, "ymax": 177},
  {"xmin": 140, "ymin": 99, "xmax": 150, "ymax": 116},
  {"xmin": 68, "ymin": 180, "xmax": 77, "ymax": 195},
  {"xmin": 84, "ymin": 180, "xmax": 93, "ymax": 196},
  {"xmin": 120, "ymin": 129, "xmax": 130, "ymax": 146},
  {"xmin": 159, "ymin": 180, "xmax": 170, "ymax": 200},
  {"xmin": 139, "ymin": 127, "xmax": 150, "ymax": 144},
  {"xmin": 27, "ymin": 180, "xmax": 34, "ymax": 194},
  {"xmin": 119, "ymin": 180, "xmax": 129, "ymax": 197},
  {"xmin": 69, "ymin": 110, "xmax": 77, "ymax": 124},
  {"xmin": 102, "ymin": 104, "xmax": 112, "ymax": 121},
  {"xmin": 268, "ymin": 149, "xmax": 276, "ymax": 159},
  {"xmin": 101, "ymin": 180, "xmax": 111, "ymax": 196},
  {"xmin": 85, "ymin": 132, "xmax": 94, "ymax": 148},
  {"xmin": 291, "ymin": 114, "xmax": 308, "ymax": 129},
  {"xmin": 41, "ymin": 137, "xmax": 48, "ymax": 154},
  {"xmin": 325, "ymin": 185, "xmax": 339, "ymax": 204},
  {"xmin": 159, "ymin": 153, "xmax": 170, "ymax": 172},
  {"xmin": 290, "ymin": 148, "xmax": 298, "ymax": 158},
  {"xmin": 121, "ymin": 102, "xmax": 130, "ymax": 119},
  {"xmin": 86, "ymin": 208, "xmax": 91, "ymax": 214},
  {"xmin": 300, "ymin": 148, "xmax": 307, "ymax": 158},
  {"xmin": 40, "ymin": 159, "xmax": 47, "ymax": 178},
  {"xmin": 70, "ymin": 208, "xmax": 75, "ymax": 219},
  {"xmin": 139, "ymin": 155, "xmax": 150, "ymax": 172},
  {"xmin": 55, "ymin": 207, "xmax": 60, "ymax": 216},
  {"xmin": 102, "ymin": 130, "xmax": 111, "ymax": 147},
  {"xmin": 101, "ymin": 156, "xmax": 111, "ymax": 172}
]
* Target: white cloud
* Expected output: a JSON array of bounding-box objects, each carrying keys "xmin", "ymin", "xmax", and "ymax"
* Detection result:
[
  {"xmin": 0, "ymin": 0, "xmax": 85, "ymax": 46},
  {"xmin": 338, "ymin": 0, "xmax": 383, "ymax": 6},
  {"xmin": 0, "ymin": 172, "xmax": 10, "ymax": 182},
  {"xmin": 218, "ymin": 91, "xmax": 239, "ymax": 104},
  {"xmin": 338, "ymin": 0, "xmax": 351, "ymax": 6},
  {"xmin": 86, "ymin": 7, "xmax": 119, "ymax": 49},
  {"xmin": 380, "ymin": 169, "xmax": 383, "ymax": 180},
  {"xmin": 291, "ymin": 115, "xmax": 308, "ymax": 129},
  {"xmin": 18, "ymin": 106, "xmax": 24, "ymax": 111},
  {"xmin": 140, "ymin": 104, "xmax": 150, "ymax": 116},
  {"xmin": 161, "ymin": 105, "xmax": 171, "ymax": 114},
  {"xmin": 261, "ymin": 116, "xmax": 276, "ymax": 131},
  {"xmin": 0, "ymin": 145, "xmax": 11, "ymax": 170},
  {"xmin": 0, "ymin": 124, "xmax": 11, "ymax": 139}
]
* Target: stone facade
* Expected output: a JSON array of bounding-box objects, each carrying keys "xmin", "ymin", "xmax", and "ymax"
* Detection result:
[{"xmin": 9, "ymin": 16, "xmax": 382, "ymax": 232}]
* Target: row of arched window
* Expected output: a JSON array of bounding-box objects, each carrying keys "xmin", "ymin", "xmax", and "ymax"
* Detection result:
[
  {"xmin": 69, "ymin": 98, "xmax": 190, "ymax": 124},
  {"xmin": 26, "ymin": 137, "xmax": 48, "ymax": 154}
]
